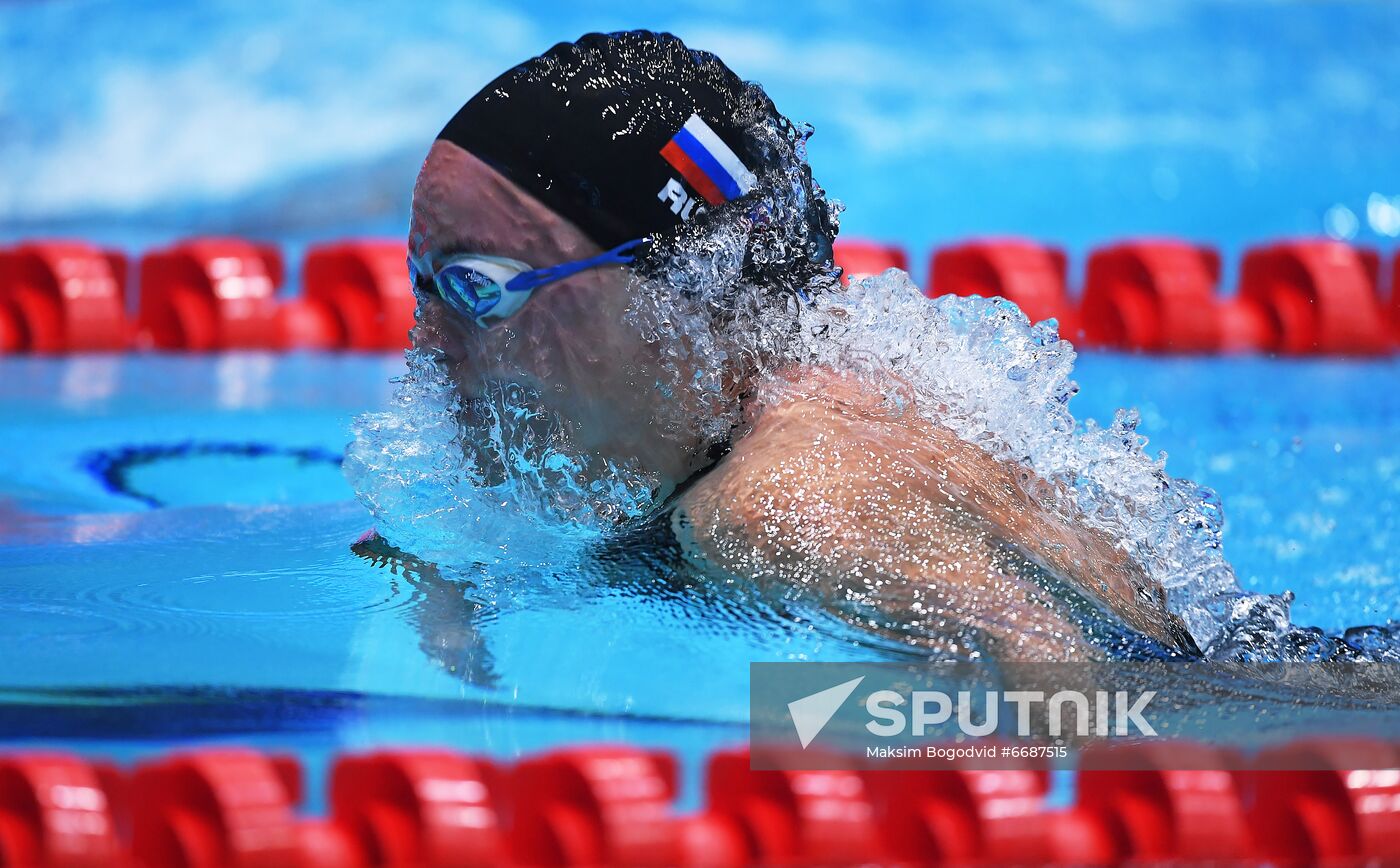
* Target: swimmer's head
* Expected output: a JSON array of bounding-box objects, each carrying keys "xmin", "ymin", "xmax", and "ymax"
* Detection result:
[{"xmin": 410, "ymin": 31, "xmax": 839, "ymax": 499}]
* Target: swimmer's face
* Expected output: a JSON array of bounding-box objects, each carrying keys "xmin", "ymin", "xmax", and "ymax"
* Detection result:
[{"xmin": 409, "ymin": 140, "xmax": 708, "ymax": 487}]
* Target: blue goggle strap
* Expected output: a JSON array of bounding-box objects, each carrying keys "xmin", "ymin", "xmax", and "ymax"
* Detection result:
[{"xmin": 502, "ymin": 238, "xmax": 648, "ymax": 294}]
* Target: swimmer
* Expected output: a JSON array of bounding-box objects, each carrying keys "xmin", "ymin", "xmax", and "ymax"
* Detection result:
[{"xmin": 401, "ymin": 31, "xmax": 1197, "ymax": 662}]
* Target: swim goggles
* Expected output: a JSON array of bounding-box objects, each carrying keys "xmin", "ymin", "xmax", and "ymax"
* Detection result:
[{"xmin": 411, "ymin": 238, "xmax": 647, "ymax": 327}]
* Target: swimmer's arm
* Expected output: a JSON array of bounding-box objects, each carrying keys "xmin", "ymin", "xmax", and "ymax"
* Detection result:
[
  {"xmin": 669, "ymin": 392, "xmax": 1091, "ymax": 660},
  {"xmin": 671, "ymin": 370, "xmax": 1193, "ymax": 659},
  {"xmin": 908, "ymin": 416, "xmax": 1194, "ymax": 647}
]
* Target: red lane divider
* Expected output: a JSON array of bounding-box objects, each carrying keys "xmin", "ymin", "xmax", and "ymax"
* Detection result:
[
  {"xmin": 831, "ymin": 239, "xmax": 909, "ymax": 282},
  {"xmin": 1080, "ymin": 240, "xmax": 1226, "ymax": 353},
  {"xmin": 3, "ymin": 741, "xmax": 1400, "ymax": 866},
  {"xmin": 0, "ymin": 242, "xmax": 128, "ymax": 353},
  {"xmin": 0, "ymin": 754, "xmax": 125, "ymax": 867},
  {"xmin": 869, "ymin": 764, "xmax": 1065, "ymax": 865},
  {"xmin": 0, "ymin": 306, "xmax": 19, "ymax": 354},
  {"xmin": 293, "ymin": 241, "xmax": 414, "ymax": 352},
  {"xmin": 1392, "ymin": 250, "xmax": 1400, "ymax": 339},
  {"xmin": 513, "ymin": 746, "xmax": 703, "ymax": 866},
  {"xmin": 2, "ymin": 236, "xmax": 1396, "ymax": 355},
  {"xmin": 329, "ymin": 749, "xmax": 502, "ymax": 867},
  {"xmin": 1239, "ymin": 240, "xmax": 1393, "ymax": 355},
  {"xmin": 928, "ymin": 238, "xmax": 1075, "ymax": 335},
  {"xmin": 130, "ymin": 749, "xmax": 360, "ymax": 868},
  {"xmin": 1249, "ymin": 739, "xmax": 1400, "ymax": 866},
  {"xmin": 1079, "ymin": 239, "xmax": 1286, "ymax": 354},
  {"xmin": 137, "ymin": 239, "xmax": 285, "ymax": 351},
  {"xmin": 133, "ymin": 238, "xmax": 414, "ymax": 353},
  {"xmin": 707, "ymin": 749, "xmax": 881, "ymax": 865},
  {"xmin": 1076, "ymin": 742, "xmax": 1252, "ymax": 863}
]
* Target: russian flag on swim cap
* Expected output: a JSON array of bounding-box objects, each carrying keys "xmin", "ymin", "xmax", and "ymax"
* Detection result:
[{"xmin": 660, "ymin": 113, "xmax": 757, "ymax": 207}]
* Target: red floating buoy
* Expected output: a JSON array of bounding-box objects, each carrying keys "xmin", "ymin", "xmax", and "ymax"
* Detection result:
[
  {"xmin": 929, "ymin": 238, "xmax": 1073, "ymax": 333},
  {"xmin": 832, "ymin": 239, "xmax": 910, "ymax": 282},
  {"xmin": 511, "ymin": 745, "xmax": 685, "ymax": 867},
  {"xmin": 275, "ymin": 297, "xmax": 344, "ymax": 352},
  {"xmin": 329, "ymin": 749, "xmax": 502, "ymax": 867},
  {"xmin": 706, "ymin": 748, "xmax": 882, "ymax": 866},
  {"xmin": 0, "ymin": 241, "xmax": 129, "ymax": 353},
  {"xmin": 1076, "ymin": 741, "xmax": 1251, "ymax": 862},
  {"xmin": 1080, "ymin": 239, "xmax": 1224, "ymax": 352},
  {"xmin": 0, "ymin": 302, "xmax": 23, "ymax": 354},
  {"xmin": 130, "ymin": 748, "xmax": 364, "ymax": 868},
  {"xmin": 137, "ymin": 238, "xmax": 284, "ymax": 351},
  {"xmin": 866, "ymin": 762, "xmax": 1055, "ymax": 866},
  {"xmin": 1248, "ymin": 738, "xmax": 1400, "ymax": 866},
  {"xmin": 298, "ymin": 240, "xmax": 414, "ymax": 351},
  {"xmin": 1391, "ymin": 249, "xmax": 1400, "ymax": 341},
  {"xmin": 0, "ymin": 753, "xmax": 125, "ymax": 867},
  {"xmin": 1238, "ymin": 239, "xmax": 1393, "ymax": 355}
]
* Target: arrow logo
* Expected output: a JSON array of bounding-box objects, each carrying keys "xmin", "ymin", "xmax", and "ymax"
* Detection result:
[{"xmin": 787, "ymin": 676, "xmax": 865, "ymax": 749}]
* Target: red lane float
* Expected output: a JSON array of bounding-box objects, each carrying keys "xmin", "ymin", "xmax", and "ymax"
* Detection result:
[
  {"xmin": 1238, "ymin": 239, "xmax": 1393, "ymax": 355},
  {"xmin": 1248, "ymin": 739, "xmax": 1400, "ymax": 866},
  {"xmin": 1215, "ymin": 295, "xmax": 1277, "ymax": 354},
  {"xmin": 329, "ymin": 749, "xmax": 501, "ymax": 867},
  {"xmin": 831, "ymin": 239, "xmax": 909, "ymax": 282},
  {"xmin": 130, "ymin": 748, "xmax": 361, "ymax": 868},
  {"xmin": 1075, "ymin": 742, "xmax": 1252, "ymax": 862},
  {"xmin": 511, "ymin": 746, "xmax": 706, "ymax": 866},
  {"xmin": 1392, "ymin": 250, "xmax": 1400, "ymax": 339},
  {"xmin": 706, "ymin": 749, "xmax": 881, "ymax": 866},
  {"xmin": 0, "ymin": 305, "xmax": 20, "ymax": 353},
  {"xmin": 5, "ymin": 236, "xmax": 1400, "ymax": 356},
  {"xmin": 0, "ymin": 753, "xmax": 125, "ymax": 867},
  {"xmin": 137, "ymin": 239, "xmax": 284, "ymax": 351},
  {"xmin": 0, "ymin": 241, "xmax": 129, "ymax": 353},
  {"xmin": 1080, "ymin": 240, "xmax": 1232, "ymax": 352},
  {"xmin": 292, "ymin": 240, "xmax": 414, "ymax": 351},
  {"xmin": 929, "ymin": 238, "xmax": 1074, "ymax": 333},
  {"xmin": 867, "ymin": 765, "xmax": 1059, "ymax": 866}
]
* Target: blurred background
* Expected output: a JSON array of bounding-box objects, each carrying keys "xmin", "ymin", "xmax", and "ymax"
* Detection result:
[{"xmin": 3, "ymin": 0, "xmax": 1399, "ymax": 277}]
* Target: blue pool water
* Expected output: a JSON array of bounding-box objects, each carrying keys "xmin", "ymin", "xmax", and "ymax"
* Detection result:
[{"xmin": 1, "ymin": 351, "xmax": 1395, "ymax": 786}]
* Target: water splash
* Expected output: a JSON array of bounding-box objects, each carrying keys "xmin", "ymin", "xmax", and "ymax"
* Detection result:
[
  {"xmin": 343, "ymin": 348, "xmax": 657, "ymax": 569},
  {"xmin": 791, "ymin": 279, "xmax": 1239, "ymax": 637},
  {"xmin": 1205, "ymin": 592, "xmax": 1400, "ymax": 661}
]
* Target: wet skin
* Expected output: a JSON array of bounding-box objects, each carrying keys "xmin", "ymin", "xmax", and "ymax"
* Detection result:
[
  {"xmin": 410, "ymin": 141, "xmax": 712, "ymax": 494},
  {"xmin": 409, "ymin": 140, "xmax": 1196, "ymax": 661}
]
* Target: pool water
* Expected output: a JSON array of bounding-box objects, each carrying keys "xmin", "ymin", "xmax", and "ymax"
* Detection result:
[
  {"xmin": 0, "ymin": 351, "xmax": 1396, "ymax": 803},
  {"xmin": 1067, "ymin": 355, "xmax": 1400, "ymax": 630},
  {"xmin": 2, "ymin": 352, "xmax": 1388, "ymax": 691}
]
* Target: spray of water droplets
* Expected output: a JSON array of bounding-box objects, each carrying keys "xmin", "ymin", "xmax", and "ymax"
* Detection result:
[{"xmin": 343, "ymin": 348, "xmax": 660, "ymax": 569}]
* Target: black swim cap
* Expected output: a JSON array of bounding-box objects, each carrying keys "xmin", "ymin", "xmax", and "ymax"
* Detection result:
[{"xmin": 438, "ymin": 31, "xmax": 815, "ymax": 252}]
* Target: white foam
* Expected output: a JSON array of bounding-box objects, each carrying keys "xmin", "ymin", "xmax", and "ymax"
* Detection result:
[{"xmin": 795, "ymin": 273, "xmax": 1242, "ymax": 642}]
